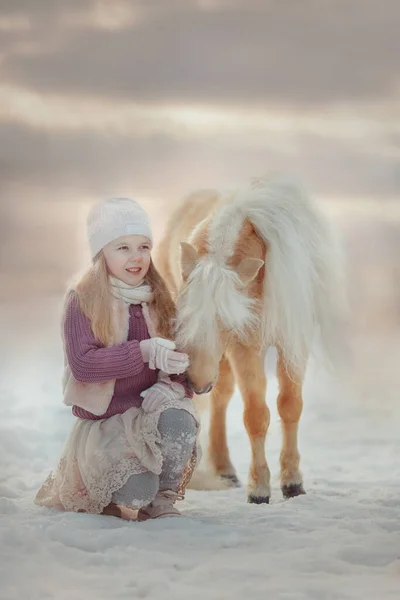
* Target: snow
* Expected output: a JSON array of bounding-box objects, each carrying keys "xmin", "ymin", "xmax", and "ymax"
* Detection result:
[{"xmin": 1, "ymin": 298, "xmax": 399, "ymax": 600}]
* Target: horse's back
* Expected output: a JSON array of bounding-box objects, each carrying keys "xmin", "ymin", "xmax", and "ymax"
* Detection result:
[{"xmin": 155, "ymin": 189, "xmax": 222, "ymax": 293}]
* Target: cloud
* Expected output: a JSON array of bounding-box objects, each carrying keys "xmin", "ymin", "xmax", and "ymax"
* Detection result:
[
  {"xmin": 0, "ymin": 0, "xmax": 399, "ymax": 107},
  {"xmin": 0, "ymin": 118, "xmax": 399, "ymax": 210},
  {"xmin": 0, "ymin": 0, "xmax": 398, "ymax": 321},
  {"xmin": 291, "ymin": 134, "xmax": 400, "ymax": 199}
]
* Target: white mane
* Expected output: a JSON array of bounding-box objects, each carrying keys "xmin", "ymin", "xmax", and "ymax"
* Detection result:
[
  {"xmin": 175, "ymin": 254, "xmax": 258, "ymax": 350},
  {"xmin": 176, "ymin": 175, "xmax": 346, "ymax": 373}
]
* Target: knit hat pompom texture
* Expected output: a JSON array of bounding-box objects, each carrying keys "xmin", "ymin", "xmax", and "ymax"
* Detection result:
[{"xmin": 87, "ymin": 197, "xmax": 153, "ymax": 258}]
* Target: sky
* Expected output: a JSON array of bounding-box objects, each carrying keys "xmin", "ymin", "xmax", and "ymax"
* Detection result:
[{"xmin": 0, "ymin": 0, "xmax": 399, "ymax": 318}]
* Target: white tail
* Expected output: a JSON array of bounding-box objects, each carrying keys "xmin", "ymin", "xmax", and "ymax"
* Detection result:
[{"xmin": 186, "ymin": 469, "xmax": 233, "ymax": 491}]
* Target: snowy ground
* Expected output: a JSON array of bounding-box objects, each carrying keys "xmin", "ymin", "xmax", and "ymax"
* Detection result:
[{"xmin": 1, "ymin": 298, "xmax": 399, "ymax": 600}]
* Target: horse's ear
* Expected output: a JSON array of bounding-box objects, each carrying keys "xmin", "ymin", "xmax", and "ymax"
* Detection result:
[
  {"xmin": 180, "ymin": 242, "xmax": 199, "ymax": 279},
  {"xmin": 236, "ymin": 258, "xmax": 264, "ymax": 286}
]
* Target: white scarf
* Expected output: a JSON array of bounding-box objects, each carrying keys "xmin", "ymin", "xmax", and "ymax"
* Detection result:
[
  {"xmin": 109, "ymin": 276, "xmax": 158, "ymax": 338},
  {"xmin": 109, "ymin": 276, "xmax": 154, "ymax": 305}
]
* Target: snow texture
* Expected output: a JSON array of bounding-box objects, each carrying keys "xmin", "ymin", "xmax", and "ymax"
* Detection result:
[{"xmin": 0, "ymin": 298, "xmax": 399, "ymax": 600}]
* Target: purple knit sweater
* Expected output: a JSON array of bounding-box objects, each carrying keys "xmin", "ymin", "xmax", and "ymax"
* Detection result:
[{"xmin": 63, "ymin": 294, "xmax": 193, "ymax": 420}]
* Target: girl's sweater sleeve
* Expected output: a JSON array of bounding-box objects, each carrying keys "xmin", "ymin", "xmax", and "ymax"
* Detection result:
[{"xmin": 63, "ymin": 293, "xmax": 145, "ymax": 383}]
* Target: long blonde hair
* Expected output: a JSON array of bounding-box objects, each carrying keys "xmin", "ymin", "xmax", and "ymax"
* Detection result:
[{"xmin": 75, "ymin": 253, "xmax": 176, "ymax": 346}]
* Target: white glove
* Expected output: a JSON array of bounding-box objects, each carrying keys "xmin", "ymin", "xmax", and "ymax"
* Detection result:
[
  {"xmin": 139, "ymin": 337, "xmax": 189, "ymax": 375},
  {"xmin": 140, "ymin": 380, "xmax": 186, "ymax": 413}
]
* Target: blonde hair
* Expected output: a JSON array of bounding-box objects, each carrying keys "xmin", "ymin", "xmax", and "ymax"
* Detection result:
[{"xmin": 75, "ymin": 253, "xmax": 176, "ymax": 346}]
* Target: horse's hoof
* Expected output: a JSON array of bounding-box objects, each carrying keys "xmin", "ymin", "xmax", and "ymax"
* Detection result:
[
  {"xmin": 282, "ymin": 483, "xmax": 306, "ymax": 499},
  {"xmin": 248, "ymin": 494, "xmax": 270, "ymax": 504},
  {"xmin": 220, "ymin": 473, "xmax": 241, "ymax": 488}
]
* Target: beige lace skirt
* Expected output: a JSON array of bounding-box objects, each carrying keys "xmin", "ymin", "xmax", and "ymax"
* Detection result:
[{"xmin": 35, "ymin": 399, "xmax": 200, "ymax": 514}]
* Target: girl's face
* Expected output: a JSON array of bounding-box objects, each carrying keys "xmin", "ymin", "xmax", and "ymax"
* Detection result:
[{"xmin": 102, "ymin": 234, "xmax": 152, "ymax": 286}]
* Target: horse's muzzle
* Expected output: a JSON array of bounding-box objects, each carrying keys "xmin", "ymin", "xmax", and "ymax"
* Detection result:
[{"xmin": 187, "ymin": 377, "xmax": 213, "ymax": 395}]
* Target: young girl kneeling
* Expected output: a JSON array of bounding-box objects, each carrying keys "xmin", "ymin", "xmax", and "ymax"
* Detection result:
[{"xmin": 35, "ymin": 197, "xmax": 199, "ymax": 520}]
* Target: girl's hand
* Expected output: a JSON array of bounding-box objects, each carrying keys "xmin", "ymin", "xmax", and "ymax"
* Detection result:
[
  {"xmin": 140, "ymin": 380, "xmax": 185, "ymax": 413},
  {"xmin": 139, "ymin": 337, "xmax": 189, "ymax": 375}
]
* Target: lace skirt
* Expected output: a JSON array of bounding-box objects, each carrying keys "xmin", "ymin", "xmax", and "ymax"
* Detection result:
[{"xmin": 35, "ymin": 399, "xmax": 200, "ymax": 514}]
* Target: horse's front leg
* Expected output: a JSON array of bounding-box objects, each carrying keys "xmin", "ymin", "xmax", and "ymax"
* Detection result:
[
  {"xmin": 277, "ymin": 351, "xmax": 306, "ymax": 499},
  {"xmin": 228, "ymin": 343, "xmax": 270, "ymax": 503},
  {"xmin": 208, "ymin": 356, "xmax": 239, "ymax": 486}
]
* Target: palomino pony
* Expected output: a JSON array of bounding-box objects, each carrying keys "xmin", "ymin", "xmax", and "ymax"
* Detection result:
[{"xmin": 156, "ymin": 176, "xmax": 345, "ymax": 504}]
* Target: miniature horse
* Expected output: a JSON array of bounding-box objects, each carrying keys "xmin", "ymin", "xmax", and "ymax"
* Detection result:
[{"xmin": 156, "ymin": 176, "xmax": 345, "ymax": 503}]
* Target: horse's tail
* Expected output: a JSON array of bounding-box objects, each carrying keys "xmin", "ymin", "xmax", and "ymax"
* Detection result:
[
  {"xmin": 186, "ymin": 469, "xmax": 235, "ymax": 491},
  {"xmin": 242, "ymin": 175, "xmax": 348, "ymax": 375}
]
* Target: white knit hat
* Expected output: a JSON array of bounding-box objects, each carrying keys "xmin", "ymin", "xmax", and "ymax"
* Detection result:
[{"xmin": 87, "ymin": 197, "xmax": 153, "ymax": 258}]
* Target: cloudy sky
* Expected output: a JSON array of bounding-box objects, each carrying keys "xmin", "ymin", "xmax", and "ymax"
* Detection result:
[{"xmin": 0, "ymin": 0, "xmax": 399, "ymax": 303}]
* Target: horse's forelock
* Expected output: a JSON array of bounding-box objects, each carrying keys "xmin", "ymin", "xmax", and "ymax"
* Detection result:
[{"xmin": 175, "ymin": 257, "xmax": 257, "ymax": 350}]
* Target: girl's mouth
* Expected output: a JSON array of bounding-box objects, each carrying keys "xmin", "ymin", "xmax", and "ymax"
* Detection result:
[{"xmin": 126, "ymin": 267, "xmax": 141, "ymax": 274}]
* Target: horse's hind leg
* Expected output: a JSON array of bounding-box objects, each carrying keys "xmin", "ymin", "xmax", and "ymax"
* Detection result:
[
  {"xmin": 208, "ymin": 355, "xmax": 239, "ymax": 486},
  {"xmin": 228, "ymin": 343, "xmax": 270, "ymax": 503},
  {"xmin": 277, "ymin": 351, "xmax": 306, "ymax": 499}
]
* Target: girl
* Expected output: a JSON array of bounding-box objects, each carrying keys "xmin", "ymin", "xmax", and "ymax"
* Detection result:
[{"xmin": 35, "ymin": 197, "xmax": 199, "ymax": 520}]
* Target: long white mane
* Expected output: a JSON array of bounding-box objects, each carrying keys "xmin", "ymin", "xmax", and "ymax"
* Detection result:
[
  {"xmin": 176, "ymin": 254, "xmax": 259, "ymax": 350},
  {"xmin": 176, "ymin": 175, "xmax": 346, "ymax": 373}
]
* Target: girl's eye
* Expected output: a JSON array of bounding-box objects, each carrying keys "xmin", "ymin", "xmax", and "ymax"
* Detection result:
[
  {"xmin": 140, "ymin": 246, "xmax": 150, "ymax": 250},
  {"xmin": 119, "ymin": 246, "xmax": 129, "ymax": 251}
]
